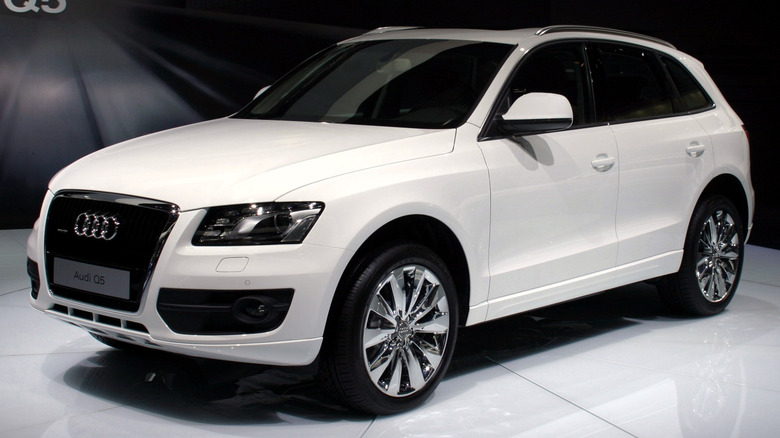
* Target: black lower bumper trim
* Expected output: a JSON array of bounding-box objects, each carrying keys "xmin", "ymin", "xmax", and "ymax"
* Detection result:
[{"xmin": 157, "ymin": 288, "xmax": 294, "ymax": 335}]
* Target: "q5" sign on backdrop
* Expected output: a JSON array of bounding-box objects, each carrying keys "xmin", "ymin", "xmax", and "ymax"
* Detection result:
[{"xmin": 4, "ymin": 0, "xmax": 66, "ymax": 13}]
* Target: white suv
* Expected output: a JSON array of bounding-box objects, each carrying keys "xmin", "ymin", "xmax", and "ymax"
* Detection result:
[{"xmin": 27, "ymin": 26, "xmax": 754, "ymax": 414}]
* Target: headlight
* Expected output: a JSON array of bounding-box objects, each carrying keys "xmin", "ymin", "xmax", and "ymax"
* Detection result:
[{"xmin": 192, "ymin": 202, "xmax": 324, "ymax": 245}]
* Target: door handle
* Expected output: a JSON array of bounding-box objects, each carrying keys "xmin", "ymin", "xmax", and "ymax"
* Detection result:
[
  {"xmin": 591, "ymin": 154, "xmax": 615, "ymax": 172},
  {"xmin": 686, "ymin": 142, "xmax": 706, "ymax": 158}
]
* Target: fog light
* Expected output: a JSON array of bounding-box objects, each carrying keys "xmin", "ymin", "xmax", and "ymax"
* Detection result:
[
  {"xmin": 157, "ymin": 288, "xmax": 293, "ymax": 335},
  {"xmin": 232, "ymin": 296, "xmax": 279, "ymax": 325}
]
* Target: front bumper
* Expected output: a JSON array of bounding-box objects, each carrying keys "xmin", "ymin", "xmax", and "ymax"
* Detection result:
[{"xmin": 28, "ymin": 204, "xmax": 351, "ymax": 366}]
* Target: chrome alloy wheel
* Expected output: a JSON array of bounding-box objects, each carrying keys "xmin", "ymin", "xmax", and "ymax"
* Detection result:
[
  {"xmin": 695, "ymin": 209, "xmax": 741, "ymax": 303},
  {"xmin": 361, "ymin": 264, "xmax": 451, "ymax": 397}
]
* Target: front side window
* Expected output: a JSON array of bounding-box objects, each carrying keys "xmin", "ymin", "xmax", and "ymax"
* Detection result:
[
  {"xmin": 482, "ymin": 42, "xmax": 592, "ymax": 138},
  {"xmin": 235, "ymin": 40, "xmax": 512, "ymax": 129},
  {"xmin": 588, "ymin": 43, "xmax": 675, "ymax": 122},
  {"xmin": 500, "ymin": 43, "xmax": 592, "ymax": 125}
]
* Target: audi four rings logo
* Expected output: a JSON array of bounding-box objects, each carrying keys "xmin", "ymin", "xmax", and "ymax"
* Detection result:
[
  {"xmin": 4, "ymin": 0, "xmax": 65, "ymax": 14},
  {"xmin": 74, "ymin": 213, "xmax": 121, "ymax": 241}
]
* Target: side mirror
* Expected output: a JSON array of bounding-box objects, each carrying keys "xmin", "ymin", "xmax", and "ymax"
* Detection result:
[
  {"xmin": 254, "ymin": 85, "xmax": 271, "ymax": 100},
  {"xmin": 498, "ymin": 92, "xmax": 573, "ymax": 136}
]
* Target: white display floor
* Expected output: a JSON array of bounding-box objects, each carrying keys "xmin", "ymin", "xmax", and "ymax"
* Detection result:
[{"xmin": 2, "ymin": 229, "xmax": 779, "ymax": 437}]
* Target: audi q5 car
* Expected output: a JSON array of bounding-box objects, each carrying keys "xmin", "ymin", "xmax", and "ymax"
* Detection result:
[{"xmin": 27, "ymin": 26, "xmax": 754, "ymax": 414}]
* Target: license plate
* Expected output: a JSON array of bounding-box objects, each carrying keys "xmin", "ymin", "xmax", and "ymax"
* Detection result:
[{"xmin": 53, "ymin": 258, "xmax": 131, "ymax": 300}]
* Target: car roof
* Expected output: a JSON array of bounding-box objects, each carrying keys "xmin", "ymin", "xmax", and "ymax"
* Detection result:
[
  {"xmin": 342, "ymin": 27, "xmax": 540, "ymax": 45},
  {"xmin": 342, "ymin": 25, "xmax": 676, "ymax": 50}
]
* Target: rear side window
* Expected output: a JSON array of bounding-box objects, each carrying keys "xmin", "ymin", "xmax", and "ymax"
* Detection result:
[
  {"xmin": 587, "ymin": 43, "xmax": 674, "ymax": 122},
  {"xmin": 661, "ymin": 55, "xmax": 714, "ymax": 112}
]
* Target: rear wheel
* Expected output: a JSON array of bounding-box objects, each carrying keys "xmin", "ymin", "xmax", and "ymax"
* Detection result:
[
  {"xmin": 319, "ymin": 242, "xmax": 458, "ymax": 414},
  {"xmin": 658, "ymin": 196, "xmax": 744, "ymax": 315}
]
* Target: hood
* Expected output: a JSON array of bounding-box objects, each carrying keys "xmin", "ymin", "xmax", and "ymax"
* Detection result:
[{"xmin": 50, "ymin": 118, "xmax": 456, "ymax": 210}]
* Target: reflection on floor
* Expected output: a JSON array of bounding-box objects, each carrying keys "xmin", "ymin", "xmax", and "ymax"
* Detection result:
[{"xmin": 2, "ymin": 229, "xmax": 779, "ymax": 437}]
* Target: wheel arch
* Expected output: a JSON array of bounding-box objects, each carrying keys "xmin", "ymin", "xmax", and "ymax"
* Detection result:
[
  {"xmin": 697, "ymin": 173, "xmax": 751, "ymax": 235},
  {"xmin": 324, "ymin": 215, "xmax": 471, "ymax": 339}
]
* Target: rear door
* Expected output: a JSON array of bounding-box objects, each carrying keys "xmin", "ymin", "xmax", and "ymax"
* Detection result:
[{"xmin": 586, "ymin": 42, "xmax": 715, "ymax": 270}]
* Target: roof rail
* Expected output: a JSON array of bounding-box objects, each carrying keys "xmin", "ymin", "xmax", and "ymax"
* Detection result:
[
  {"xmin": 364, "ymin": 26, "xmax": 422, "ymax": 35},
  {"xmin": 535, "ymin": 25, "xmax": 675, "ymax": 49}
]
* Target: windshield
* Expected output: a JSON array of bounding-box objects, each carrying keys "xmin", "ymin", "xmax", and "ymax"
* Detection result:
[{"xmin": 234, "ymin": 40, "xmax": 512, "ymax": 129}]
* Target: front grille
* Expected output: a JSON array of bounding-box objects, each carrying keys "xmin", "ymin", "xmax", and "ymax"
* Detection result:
[{"xmin": 44, "ymin": 191, "xmax": 179, "ymax": 312}]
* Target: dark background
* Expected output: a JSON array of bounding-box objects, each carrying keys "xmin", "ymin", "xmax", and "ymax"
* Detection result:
[{"xmin": 1, "ymin": 0, "xmax": 777, "ymax": 249}]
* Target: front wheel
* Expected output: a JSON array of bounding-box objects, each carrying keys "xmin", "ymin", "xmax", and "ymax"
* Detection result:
[
  {"xmin": 658, "ymin": 196, "xmax": 744, "ymax": 316},
  {"xmin": 319, "ymin": 242, "xmax": 458, "ymax": 414}
]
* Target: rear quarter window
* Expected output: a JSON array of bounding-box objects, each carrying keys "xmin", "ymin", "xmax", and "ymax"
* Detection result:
[{"xmin": 661, "ymin": 55, "xmax": 715, "ymax": 112}]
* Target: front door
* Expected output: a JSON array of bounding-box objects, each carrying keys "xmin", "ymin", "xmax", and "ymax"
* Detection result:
[{"xmin": 477, "ymin": 42, "xmax": 620, "ymax": 319}]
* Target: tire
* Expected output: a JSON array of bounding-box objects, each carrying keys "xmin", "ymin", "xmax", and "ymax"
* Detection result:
[
  {"xmin": 658, "ymin": 196, "xmax": 744, "ymax": 316},
  {"xmin": 319, "ymin": 242, "xmax": 458, "ymax": 414}
]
